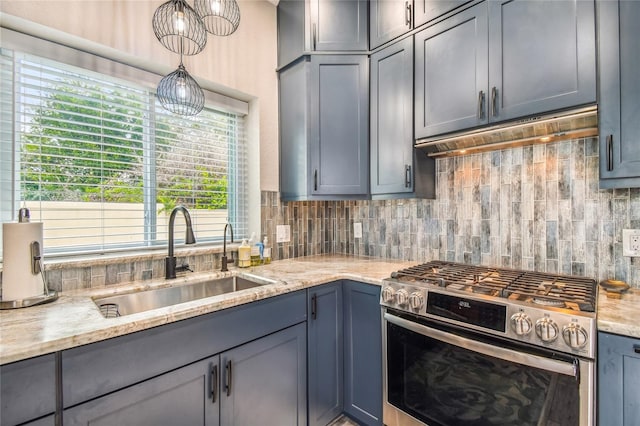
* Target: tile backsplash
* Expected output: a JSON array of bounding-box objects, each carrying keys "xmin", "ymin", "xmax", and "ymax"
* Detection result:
[
  {"xmin": 262, "ymin": 137, "xmax": 640, "ymax": 287},
  {"xmin": 2, "ymin": 137, "xmax": 638, "ymax": 294}
]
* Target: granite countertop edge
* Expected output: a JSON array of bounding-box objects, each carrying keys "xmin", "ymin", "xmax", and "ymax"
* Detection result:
[
  {"xmin": 2, "ymin": 255, "xmax": 639, "ymax": 365},
  {"xmin": 0, "ymin": 254, "xmax": 414, "ymax": 365}
]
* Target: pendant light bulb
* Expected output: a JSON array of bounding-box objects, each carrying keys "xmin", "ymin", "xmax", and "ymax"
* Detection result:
[
  {"xmin": 153, "ymin": 0, "xmax": 207, "ymax": 55},
  {"xmin": 157, "ymin": 63, "xmax": 205, "ymax": 116}
]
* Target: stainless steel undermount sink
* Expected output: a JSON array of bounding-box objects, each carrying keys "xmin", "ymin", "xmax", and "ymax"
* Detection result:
[{"xmin": 94, "ymin": 275, "xmax": 274, "ymax": 318}]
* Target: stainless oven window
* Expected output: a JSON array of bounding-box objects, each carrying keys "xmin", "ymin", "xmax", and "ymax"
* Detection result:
[{"xmin": 386, "ymin": 320, "xmax": 580, "ymax": 426}]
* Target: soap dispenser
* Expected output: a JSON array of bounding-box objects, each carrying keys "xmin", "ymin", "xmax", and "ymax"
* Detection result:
[
  {"xmin": 262, "ymin": 236, "xmax": 271, "ymax": 264},
  {"xmin": 238, "ymin": 238, "xmax": 251, "ymax": 268}
]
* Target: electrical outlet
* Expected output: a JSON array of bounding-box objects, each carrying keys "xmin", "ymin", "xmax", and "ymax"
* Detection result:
[
  {"xmin": 622, "ymin": 229, "xmax": 640, "ymax": 257},
  {"xmin": 354, "ymin": 222, "xmax": 362, "ymax": 239},
  {"xmin": 276, "ymin": 225, "xmax": 290, "ymax": 243}
]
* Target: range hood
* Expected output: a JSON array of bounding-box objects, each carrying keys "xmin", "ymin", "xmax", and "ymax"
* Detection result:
[{"xmin": 415, "ymin": 105, "xmax": 598, "ymax": 157}]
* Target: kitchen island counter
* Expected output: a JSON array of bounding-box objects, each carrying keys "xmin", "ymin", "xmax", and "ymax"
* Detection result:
[{"xmin": 0, "ymin": 254, "xmax": 413, "ymax": 365}]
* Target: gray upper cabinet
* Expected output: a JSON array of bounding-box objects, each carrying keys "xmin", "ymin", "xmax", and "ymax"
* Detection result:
[
  {"xmin": 598, "ymin": 332, "xmax": 640, "ymax": 425},
  {"xmin": 369, "ymin": 0, "xmax": 470, "ymax": 50},
  {"xmin": 370, "ymin": 37, "xmax": 415, "ymax": 196},
  {"xmin": 415, "ymin": 2, "xmax": 488, "ymax": 138},
  {"xmin": 415, "ymin": 0, "xmax": 596, "ymax": 139},
  {"xmin": 280, "ymin": 55, "xmax": 369, "ymax": 201},
  {"xmin": 277, "ymin": 0, "xmax": 368, "ymax": 68},
  {"xmin": 370, "ymin": 0, "xmax": 412, "ymax": 50},
  {"xmin": 488, "ymin": 0, "xmax": 596, "ymax": 123},
  {"xmin": 597, "ymin": 0, "xmax": 640, "ymax": 188}
]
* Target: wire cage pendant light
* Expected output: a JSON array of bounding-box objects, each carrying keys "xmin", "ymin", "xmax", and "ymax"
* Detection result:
[
  {"xmin": 153, "ymin": 0, "xmax": 207, "ymax": 55},
  {"xmin": 195, "ymin": 0, "xmax": 241, "ymax": 36},
  {"xmin": 157, "ymin": 62, "xmax": 205, "ymax": 116}
]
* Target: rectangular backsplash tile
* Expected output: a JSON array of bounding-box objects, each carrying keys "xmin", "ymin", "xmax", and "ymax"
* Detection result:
[{"xmin": 262, "ymin": 137, "xmax": 640, "ymax": 287}]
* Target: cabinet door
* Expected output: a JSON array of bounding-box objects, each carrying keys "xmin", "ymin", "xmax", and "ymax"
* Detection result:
[
  {"xmin": 370, "ymin": 0, "xmax": 411, "ymax": 50},
  {"xmin": 220, "ymin": 323, "xmax": 307, "ymax": 426},
  {"xmin": 309, "ymin": 55, "xmax": 369, "ymax": 196},
  {"xmin": 309, "ymin": 0, "xmax": 368, "ymax": 52},
  {"xmin": 64, "ymin": 357, "xmax": 220, "ymax": 426},
  {"xmin": 343, "ymin": 281, "xmax": 383, "ymax": 425},
  {"xmin": 371, "ymin": 37, "xmax": 414, "ymax": 195},
  {"xmin": 0, "ymin": 354, "xmax": 56, "ymax": 426},
  {"xmin": 598, "ymin": 332, "xmax": 640, "ymax": 426},
  {"xmin": 414, "ymin": 2, "xmax": 488, "ymax": 139},
  {"xmin": 414, "ymin": 0, "xmax": 471, "ymax": 28},
  {"xmin": 308, "ymin": 283, "xmax": 344, "ymax": 426},
  {"xmin": 277, "ymin": 0, "xmax": 308, "ymax": 68},
  {"xmin": 598, "ymin": 0, "xmax": 640, "ymax": 188},
  {"xmin": 488, "ymin": 0, "xmax": 595, "ymax": 123}
]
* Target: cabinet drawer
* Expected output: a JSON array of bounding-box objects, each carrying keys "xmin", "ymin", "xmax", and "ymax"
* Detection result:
[{"xmin": 63, "ymin": 290, "xmax": 306, "ymax": 407}]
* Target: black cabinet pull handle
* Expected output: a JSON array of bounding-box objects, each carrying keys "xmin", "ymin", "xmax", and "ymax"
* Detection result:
[
  {"xmin": 313, "ymin": 169, "xmax": 318, "ymax": 191},
  {"xmin": 225, "ymin": 360, "xmax": 232, "ymax": 397},
  {"xmin": 634, "ymin": 345, "xmax": 640, "ymax": 354},
  {"xmin": 311, "ymin": 294, "xmax": 317, "ymax": 319},
  {"xmin": 606, "ymin": 134, "xmax": 614, "ymax": 171},
  {"xmin": 491, "ymin": 86, "xmax": 498, "ymax": 117},
  {"xmin": 405, "ymin": 1, "xmax": 412, "ymax": 26},
  {"xmin": 312, "ymin": 23, "xmax": 317, "ymax": 51},
  {"xmin": 477, "ymin": 90, "xmax": 485, "ymax": 119},
  {"xmin": 405, "ymin": 165, "xmax": 412, "ymax": 188},
  {"xmin": 210, "ymin": 364, "xmax": 218, "ymax": 403}
]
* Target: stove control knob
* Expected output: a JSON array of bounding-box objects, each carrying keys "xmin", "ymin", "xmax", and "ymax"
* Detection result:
[
  {"xmin": 408, "ymin": 292, "xmax": 425, "ymax": 310},
  {"xmin": 510, "ymin": 312, "xmax": 533, "ymax": 336},
  {"xmin": 381, "ymin": 287, "xmax": 396, "ymax": 304},
  {"xmin": 395, "ymin": 289, "xmax": 409, "ymax": 306},
  {"xmin": 562, "ymin": 323, "xmax": 588, "ymax": 349},
  {"xmin": 535, "ymin": 318, "xmax": 559, "ymax": 342}
]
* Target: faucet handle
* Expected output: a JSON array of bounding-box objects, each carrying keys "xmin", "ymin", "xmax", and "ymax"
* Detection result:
[{"xmin": 176, "ymin": 263, "xmax": 193, "ymax": 273}]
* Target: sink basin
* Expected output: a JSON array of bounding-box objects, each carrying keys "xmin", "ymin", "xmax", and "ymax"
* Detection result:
[{"xmin": 94, "ymin": 275, "xmax": 273, "ymax": 318}]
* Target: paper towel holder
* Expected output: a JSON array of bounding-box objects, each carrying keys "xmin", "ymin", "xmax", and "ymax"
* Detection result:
[{"xmin": 0, "ymin": 240, "xmax": 58, "ymax": 310}]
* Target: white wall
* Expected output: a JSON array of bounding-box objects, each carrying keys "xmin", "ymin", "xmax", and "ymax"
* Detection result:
[{"xmin": 0, "ymin": 0, "xmax": 280, "ymax": 192}]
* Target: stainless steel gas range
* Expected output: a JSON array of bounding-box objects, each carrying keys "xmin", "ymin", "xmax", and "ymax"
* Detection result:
[{"xmin": 380, "ymin": 261, "xmax": 597, "ymax": 426}]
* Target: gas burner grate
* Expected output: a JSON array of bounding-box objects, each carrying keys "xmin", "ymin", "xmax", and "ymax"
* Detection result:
[{"xmin": 391, "ymin": 261, "xmax": 597, "ymax": 312}]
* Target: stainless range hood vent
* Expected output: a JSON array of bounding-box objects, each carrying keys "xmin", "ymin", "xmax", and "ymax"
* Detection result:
[{"xmin": 415, "ymin": 105, "xmax": 598, "ymax": 158}]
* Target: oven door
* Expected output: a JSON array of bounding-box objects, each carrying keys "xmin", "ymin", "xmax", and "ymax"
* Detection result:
[{"xmin": 383, "ymin": 310, "xmax": 594, "ymax": 426}]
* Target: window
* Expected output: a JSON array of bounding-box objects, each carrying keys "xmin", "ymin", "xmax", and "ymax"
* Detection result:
[{"xmin": 0, "ymin": 48, "xmax": 248, "ymax": 257}]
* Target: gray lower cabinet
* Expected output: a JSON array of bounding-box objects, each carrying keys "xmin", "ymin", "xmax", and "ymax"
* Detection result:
[
  {"xmin": 343, "ymin": 281, "xmax": 383, "ymax": 426},
  {"xmin": 598, "ymin": 332, "xmax": 640, "ymax": 426},
  {"xmin": 415, "ymin": 0, "xmax": 596, "ymax": 139},
  {"xmin": 370, "ymin": 37, "xmax": 434, "ymax": 199},
  {"xmin": 64, "ymin": 356, "xmax": 220, "ymax": 426},
  {"xmin": 597, "ymin": 0, "xmax": 640, "ymax": 188},
  {"xmin": 307, "ymin": 283, "xmax": 343, "ymax": 426},
  {"xmin": 219, "ymin": 323, "xmax": 307, "ymax": 426},
  {"xmin": 65, "ymin": 323, "xmax": 307, "ymax": 426},
  {"xmin": 279, "ymin": 55, "xmax": 369, "ymax": 201},
  {"xmin": 0, "ymin": 353, "xmax": 56, "ymax": 426},
  {"xmin": 277, "ymin": 0, "xmax": 368, "ymax": 68}
]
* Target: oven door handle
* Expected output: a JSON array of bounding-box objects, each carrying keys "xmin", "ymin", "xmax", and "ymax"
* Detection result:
[{"xmin": 384, "ymin": 312, "xmax": 578, "ymax": 378}]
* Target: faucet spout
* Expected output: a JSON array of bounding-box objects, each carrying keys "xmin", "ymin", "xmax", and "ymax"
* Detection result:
[
  {"xmin": 221, "ymin": 222, "xmax": 234, "ymax": 272},
  {"xmin": 166, "ymin": 205, "xmax": 196, "ymax": 279}
]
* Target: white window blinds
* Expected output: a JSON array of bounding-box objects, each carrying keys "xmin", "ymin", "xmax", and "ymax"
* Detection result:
[{"xmin": 0, "ymin": 49, "xmax": 248, "ymax": 256}]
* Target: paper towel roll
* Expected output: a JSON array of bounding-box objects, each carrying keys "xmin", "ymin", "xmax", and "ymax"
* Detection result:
[{"xmin": 2, "ymin": 222, "xmax": 45, "ymax": 301}]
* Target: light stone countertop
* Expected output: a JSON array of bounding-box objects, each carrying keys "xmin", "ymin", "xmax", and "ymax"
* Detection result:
[
  {"xmin": 3, "ymin": 254, "xmax": 640, "ymax": 365},
  {"xmin": 597, "ymin": 286, "xmax": 640, "ymax": 339},
  {"xmin": 0, "ymin": 254, "xmax": 414, "ymax": 365}
]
